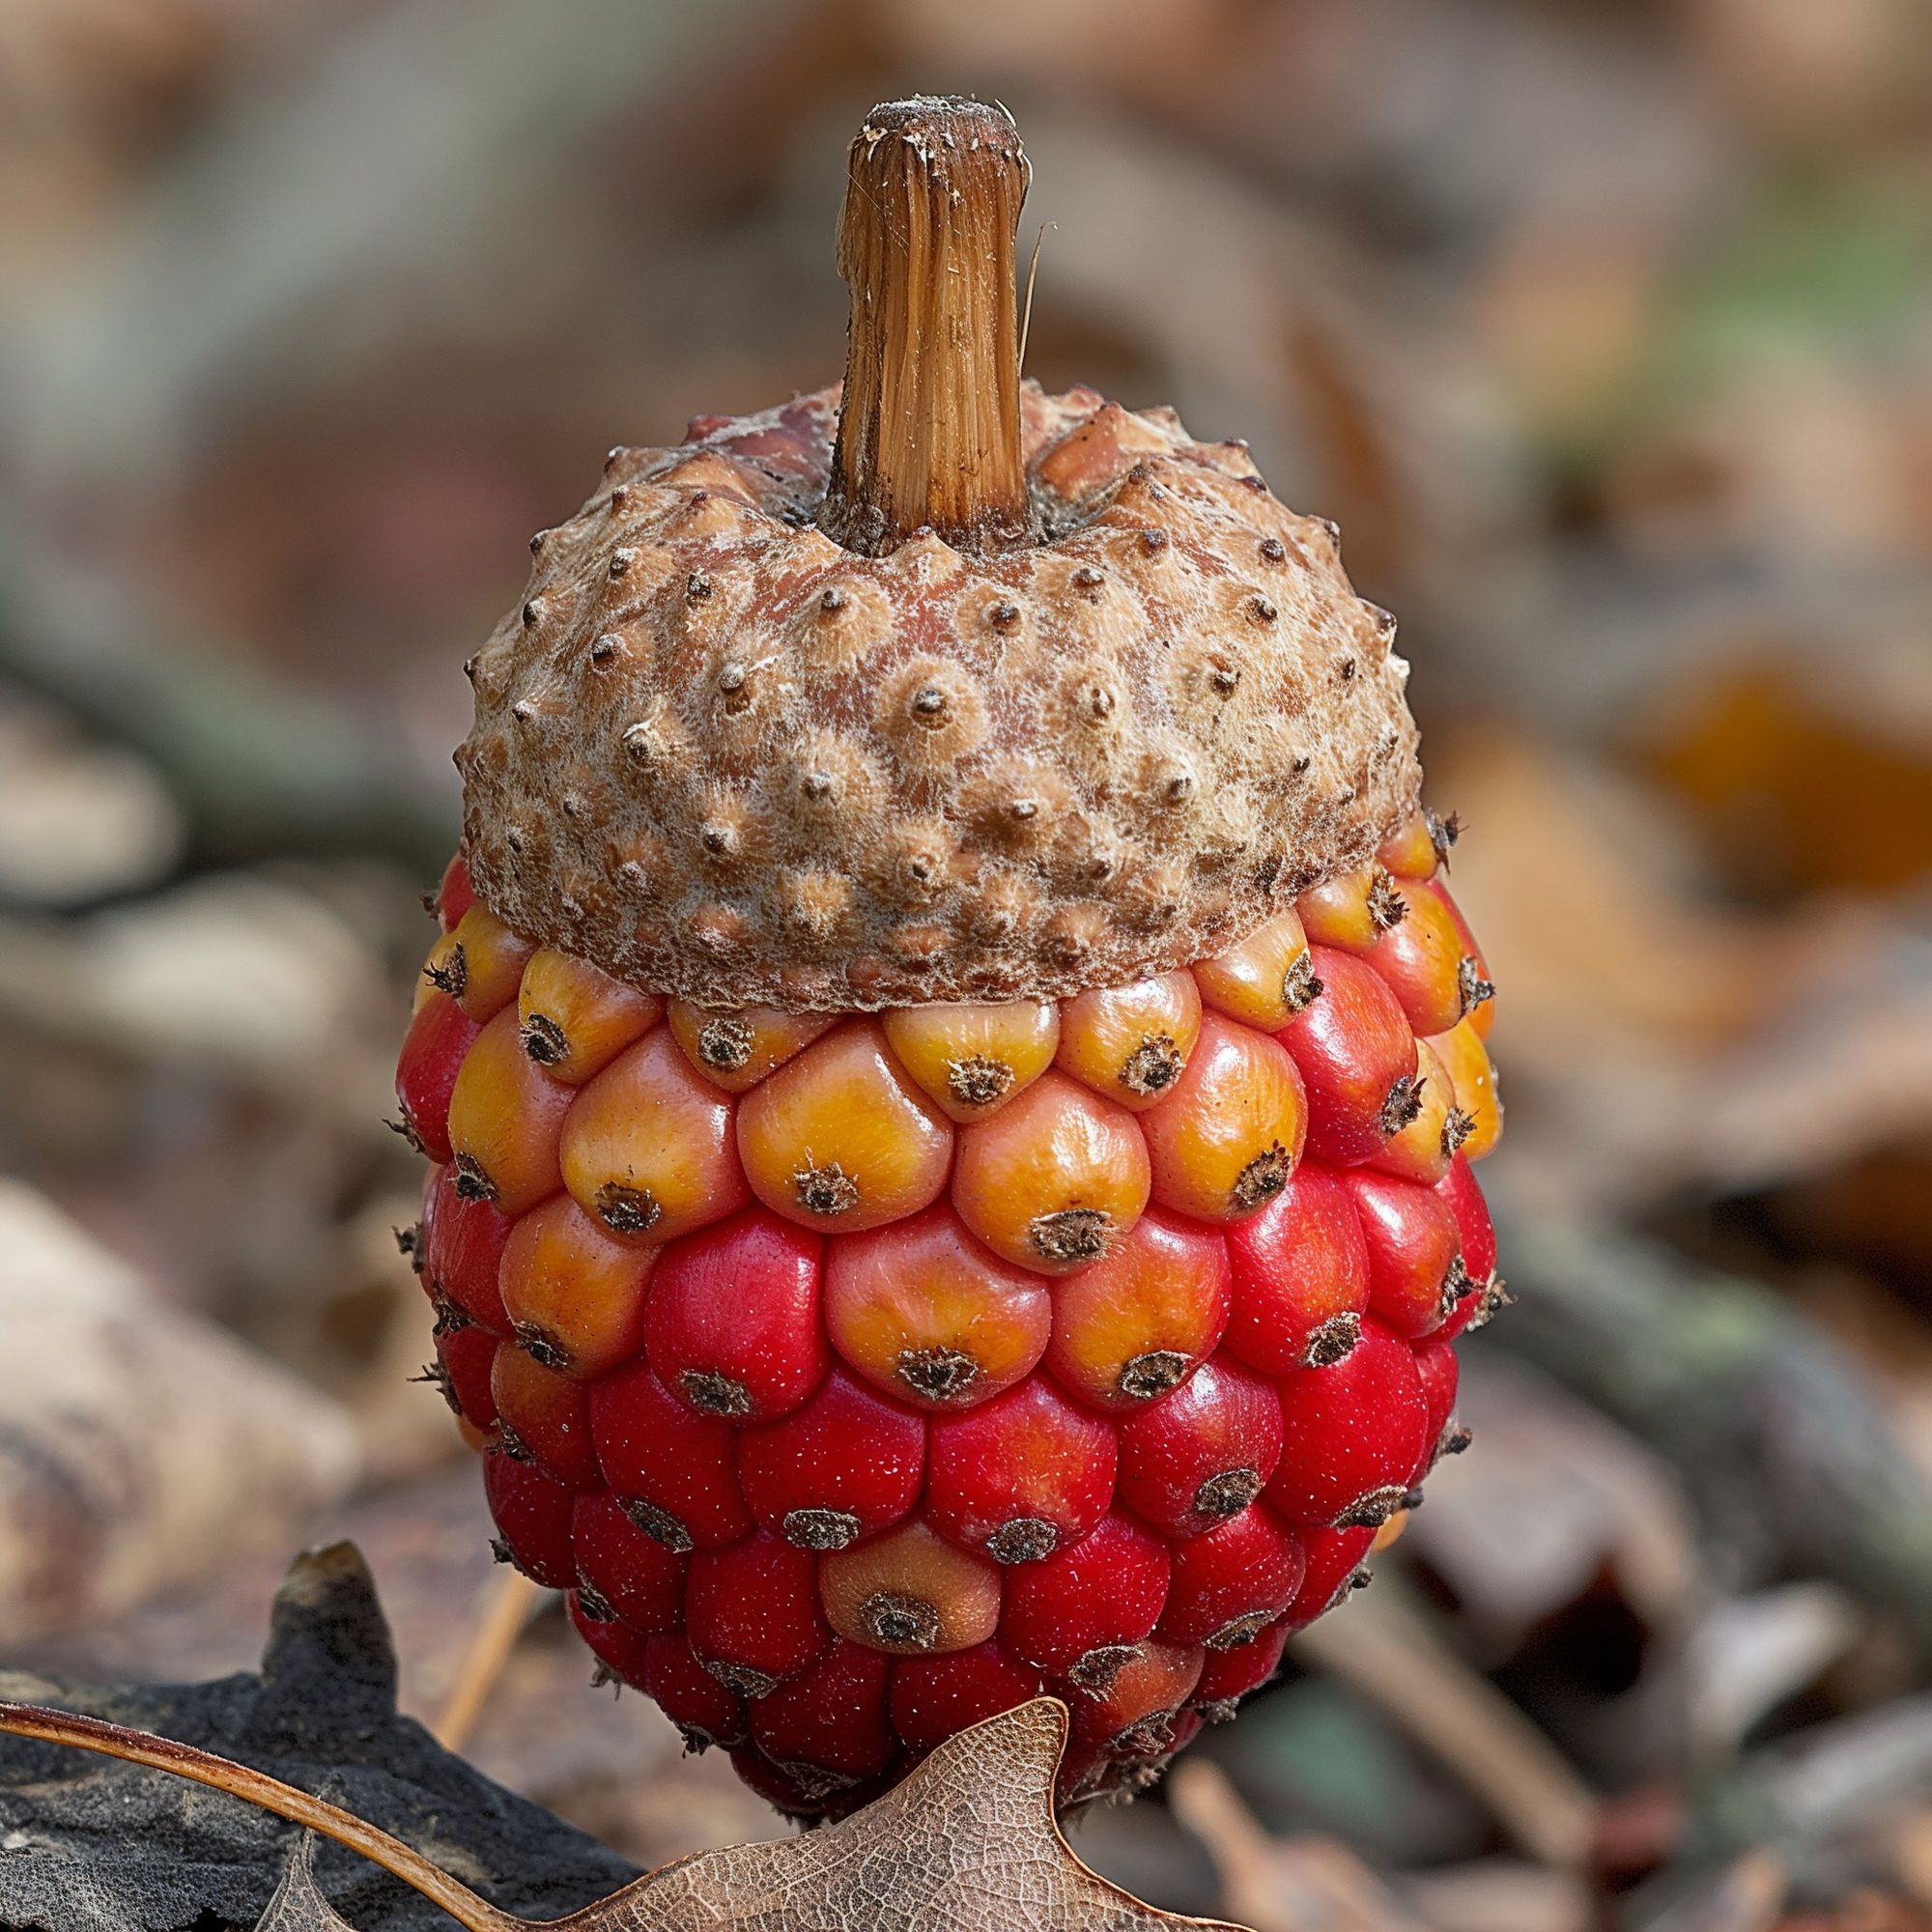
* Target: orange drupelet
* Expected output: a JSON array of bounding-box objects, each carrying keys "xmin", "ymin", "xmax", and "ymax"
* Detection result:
[{"xmin": 395, "ymin": 816, "xmax": 1503, "ymax": 1818}]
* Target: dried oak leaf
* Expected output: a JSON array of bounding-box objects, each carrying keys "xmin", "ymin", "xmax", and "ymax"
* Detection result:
[
  {"xmin": 0, "ymin": 1543, "xmax": 637, "ymax": 1931},
  {"xmin": 0, "ymin": 1546, "xmax": 1245, "ymax": 1932}
]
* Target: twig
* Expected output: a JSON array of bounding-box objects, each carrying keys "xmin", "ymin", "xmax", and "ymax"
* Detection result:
[
  {"xmin": 1290, "ymin": 1587, "xmax": 1602, "ymax": 1867},
  {"xmin": 434, "ymin": 1568, "xmax": 544, "ymax": 1754},
  {"xmin": 0, "ymin": 1702, "xmax": 518, "ymax": 1932}
]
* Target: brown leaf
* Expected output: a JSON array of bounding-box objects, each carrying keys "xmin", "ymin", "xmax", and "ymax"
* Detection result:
[
  {"xmin": 256, "ymin": 1834, "xmax": 357, "ymax": 1932},
  {"xmin": 0, "ymin": 1694, "xmax": 1247, "ymax": 1932}
]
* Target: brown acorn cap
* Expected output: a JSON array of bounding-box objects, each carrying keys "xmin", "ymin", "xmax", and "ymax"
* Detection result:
[{"xmin": 458, "ymin": 98, "xmax": 1422, "ymax": 1012}]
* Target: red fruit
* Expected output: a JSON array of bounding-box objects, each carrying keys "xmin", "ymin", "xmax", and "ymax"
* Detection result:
[
  {"xmin": 1438, "ymin": 1152, "xmax": 1497, "ymax": 1282},
  {"xmin": 1157, "ymin": 1504, "xmax": 1305, "ymax": 1649},
  {"xmin": 1044, "ymin": 1208, "xmax": 1231, "ymax": 1410},
  {"xmin": 824, "ymin": 1204, "xmax": 1051, "ymax": 1409},
  {"xmin": 431, "ymin": 1312, "xmax": 498, "ymax": 1432},
  {"xmin": 927, "ymin": 1378, "xmax": 1116, "ymax": 1564},
  {"xmin": 1055, "ymin": 972, "xmax": 1202, "ymax": 1113},
  {"xmin": 737, "ymin": 1368, "xmax": 925, "ymax": 1551},
  {"xmin": 481, "ymin": 1444, "xmax": 576, "ymax": 1588},
  {"xmin": 1268, "ymin": 1320, "xmax": 1430, "ymax": 1530},
  {"xmin": 1194, "ymin": 1619, "xmax": 1290, "ymax": 1714},
  {"xmin": 499, "ymin": 1195, "xmax": 657, "ymax": 1378},
  {"xmin": 643, "ymin": 1634, "xmax": 748, "ymax": 1749},
  {"xmin": 1345, "ymin": 1170, "xmax": 1467, "ymax": 1341},
  {"xmin": 818, "ymin": 1520, "xmax": 1002, "ymax": 1655},
  {"xmin": 1065, "ymin": 1638, "xmax": 1204, "ymax": 1765},
  {"xmin": 889, "ymin": 1641, "xmax": 1044, "ymax": 1752},
  {"xmin": 952, "ymin": 1070, "xmax": 1151, "ymax": 1273},
  {"xmin": 1284, "ymin": 1526, "xmax": 1376, "ymax": 1629},
  {"xmin": 435, "ymin": 852, "xmax": 475, "ymax": 930},
  {"xmin": 418, "ymin": 1165, "xmax": 511, "ymax": 1331},
  {"xmin": 572, "ymin": 1492, "xmax": 685, "ymax": 1634},
  {"xmin": 1001, "ymin": 1512, "xmax": 1169, "ymax": 1678},
  {"xmin": 434, "ymin": 907, "xmax": 537, "ymax": 1025},
  {"xmin": 446, "ymin": 1007, "xmax": 573, "ymax": 1215},
  {"xmin": 1141, "ymin": 1011, "xmax": 1307, "ymax": 1222},
  {"xmin": 518, "ymin": 950, "xmax": 662, "ymax": 1086},
  {"xmin": 749, "ymin": 1641, "xmax": 896, "ymax": 1796},
  {"xmin": 1274, "ymin": 948, "xmax": 1419, "ymax": 1166},
  {"xmin": 736, "ymin": 1020, "xmax": 953, "ymax": 1233},
  {"xmin": 589, "ymin": 1360, "xmax": 753, "ymax": 1551},
  {"xmin": 1116, "ymin": 1357, "xmax": 1283, "ymax": 1538},
  {"xmin": 490, "ymin": 1344, "xmax": 600, "ymax": 1487},
  {"xmin": 1223, "ymin": 1164, "xmax": 1371, "ymax": 1375},
  {"xmin": 395, "ymin": 993, "xmax": 478, "ymax": 1165},
  {"xmin": 1436, "ymin": 1159, "xmax": 1502, "ymax": 1341},
  {"xmin": 1435, "ymin": 881, "xmax": 1496, "ymax": 1039},
  {"xmin": 730, "ymin": 1747, "xmax": 888, "ymax": 1823},
  {"xmin": 645, "ymin": 1210, "xmax": 827, "ymax": 1422},
  {"xmin": 568, "ymin": 1590, "xmax": 654, "ymax": 1689},
  {"xmin": 1366, "ymin": 878, "xmax": 1469, "ymax": 1038},
  {"xmin": 559, "ymin": 1027, "xmax": 751, "ymax": 1244},
  {"xmin": 1414, "ymin": 1337, "xmax": 1461, "ymax": 1462},
  {"xmin": 687, "ymin": 1532, "xmax": 831, "ymax": 1695}
]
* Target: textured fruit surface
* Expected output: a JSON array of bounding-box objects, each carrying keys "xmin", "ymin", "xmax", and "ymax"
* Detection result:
[{"xmin": 399, "ymin": 831, "xmax": 1500, "ymax": 1816}]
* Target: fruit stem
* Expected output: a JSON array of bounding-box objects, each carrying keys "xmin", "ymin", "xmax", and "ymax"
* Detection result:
[{"xmin": 821, "ymin": 97, "xmax": 1036, "ymax": 556}]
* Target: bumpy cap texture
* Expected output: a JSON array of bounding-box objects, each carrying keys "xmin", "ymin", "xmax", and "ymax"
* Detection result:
[{"xmin": 457, "ymin": 383, "xmax": 1422, "ymax": 1011}]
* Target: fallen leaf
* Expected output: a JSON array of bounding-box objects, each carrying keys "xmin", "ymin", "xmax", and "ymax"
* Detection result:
[
  {"xmin": 0, "ymin": 1542, "xmax": 638, "ymax": 1931},
  {"xmin": 0, "ymin": 1181, "xmax": 357, "ymax": 1646},
  {"xmin": 0, "ymin": 1694, "xmax": 1244, "ymax": 1932},
  {"xmin": 0, "ymin": 1545, "xmax": 1245, "ymax": 1932},
  {"xmin": 258, "ymin": 1834, "xmax": 357, "ymax": 1932}
]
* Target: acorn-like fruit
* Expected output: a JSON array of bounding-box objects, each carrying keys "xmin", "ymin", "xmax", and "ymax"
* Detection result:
[{"xmin": 399, "ymin": 96, "xmax": 1502, "ymax": 1819}]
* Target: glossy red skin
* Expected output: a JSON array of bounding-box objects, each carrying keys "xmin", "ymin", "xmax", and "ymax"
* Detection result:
[
  {"xmin": 1156, "ymin": 1504, "xmax": 1306, "ymax": 1647},
  {"xmin": 568, "ymin": 1590, "xmax": 654, "ymax": 1687},
  {"xmin": 491, "ymin": 1345, "xmax": 601, "ymax": 1487},
  {"xmin": 927, "ymin": 1378, "xmax": 1117, "ymax": 1562},
  {"xmin": 1268, "ymin": 1319, "xmax": 1430, "ymax": 1528},
  {"xmin": 1413, "ymin": 1337, "xmax": 1461, "ymax": 1457},
  {"xmin": 1115, "ymin": 1357, "xmax": 1283, "ymax": 1538},
  {"xmin": 1438, "ymin": 1152, "xmax": 1497, "ymax": 1281},
  {"xmin": 396, "ymin": 993, "xmax": 478, "ymax": 1166},
  {"xmin": 419, "ymin": 1164, "xmax": 512, "ymax": 1331},
  {"xmin": 572, "ymin": 1492, "xmax": 686, "ymax": 1634},
  {"xmin": 1283, "ymin": 1525, "xmax": 1378, "ymax": 1629},
  {"xmin": 1274, "ymin": 949, "xmax": 1417, "ymax": 1166},
  {"xmin": 417, "ymin": 848, "xmax": 1507, "ymax": 1817},
  {"xmin": 643, "ymin": 1634, "xmax": 748, "ymax": 1748},
  {"xmin": 589, "ymin": 1360, "xmax": 753, "ymax": 1550},
  {"xmin": 729, "ymin": 1747, "xmax": 893, "ymax": 1824},
  {"xmin": 433, "ymin": 1316, "xmax": 499, "ymax": 1432},
  {"xmin": 1066, "ymin": 1639, "xmax": 1204, "ymax": 1755},
  {"xmin": 749, "ymin": 1641, "xmax": 896, "ymax": 1786},
  {"xmin": 645, "ymin": 1210, "xmax": 828, "ymax": 1423},
  {"xmin": 481, "ymin": 1446, "xmax": 576, "ymax": 1589},
  {"xmin": 1366, "ymin": 878, "xmax": 1469, "ymax": 1037},
  {"xmin": 436, "ymin": 853, "xmax": 476, "ymax": 930},
  {"xmin": 888, "ymin": 1641, "xmax": 1044, "ymax": 1752},
  {"xmin": 1001, "ymin": 1511, "xmax": 1170, "ymax": 1674},
  {"xmin": 686, "ymin": 1531, "xmax": 831, "ymax": 1690},
  {"xmin": 736, "ymin": 1368, "xmax": 926, "ymax": 1549},
  {"xmin": 1042, "ymin": 1208, "xmax": 1232, "ymax": 1412},
  {"xmin": 1222, "ymin": 1164, "xmax": 1372, "ymax": 1376},
  {"xmin": 1193, "ymin": 1618, "xmax": 1291, "ymax": 1705},
  {"xmin": 1346, "ymin": 1169, "xmax": 1463, "ymax": 1341}
]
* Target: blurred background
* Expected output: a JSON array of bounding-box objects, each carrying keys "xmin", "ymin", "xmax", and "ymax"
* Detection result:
[{"xmin": 3, "ymin": 2, "xmax": 1931, "ymax": 1927}]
